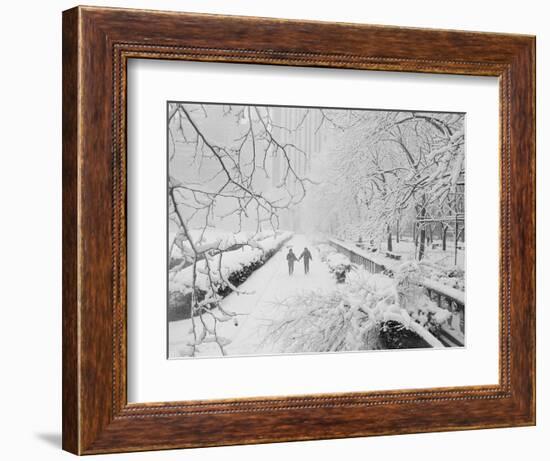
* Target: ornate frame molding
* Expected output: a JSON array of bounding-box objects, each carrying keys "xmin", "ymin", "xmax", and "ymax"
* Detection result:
[{"xmin": 63, "ymin": 6, "xmax": 535, "ymax": 454}]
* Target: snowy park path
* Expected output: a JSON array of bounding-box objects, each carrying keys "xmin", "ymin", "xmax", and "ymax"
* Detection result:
[{"xmin": 168, "ymin": 234, "xmax": 337, "ymax": 358}]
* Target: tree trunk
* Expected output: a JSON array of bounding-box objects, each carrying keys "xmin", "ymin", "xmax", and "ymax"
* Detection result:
[
  {"xmin": 396, "ymin": 219, "xmax": 400, "ymax": 243},
  {"xmin": 442, "ymin": 224, "xmax": 448, "ymax": 251},
  {"xmin": 418, "ymin": 226, "xmax": 426, "ymax": 260},
  {"xmin": 418, "ymin": 207, "xmax": 426, "ymax": 261},
  {"xmin": 387, "ymin": 225, "xmax": 393, "ymax": 252}
]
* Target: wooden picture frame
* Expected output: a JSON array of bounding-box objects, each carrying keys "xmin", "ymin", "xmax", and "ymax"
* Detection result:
[{"xmin": 62, "ymin": 5, "xmax": 535, "ymax": 455}]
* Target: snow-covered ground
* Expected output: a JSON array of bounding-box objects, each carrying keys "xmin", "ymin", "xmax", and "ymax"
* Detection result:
[
  {"xmin": 169, "ymin": 234, "xmax": 337, "ymax": 358},
  {"xmin": 381, "ymin": 238, "xmax": 464, "ymax": 271}
]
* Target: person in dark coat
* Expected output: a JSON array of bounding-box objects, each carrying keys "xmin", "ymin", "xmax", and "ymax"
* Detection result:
[
  {"xmin": 299, "ymin": 247, "xmax": 313, "ymax": 274},
  {"xmin": 286, "ymin": 248, "xmax": 298, "ymax": 275}
]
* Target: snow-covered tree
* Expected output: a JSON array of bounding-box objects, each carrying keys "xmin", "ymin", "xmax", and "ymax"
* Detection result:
[{"xmin": 312, "ymin": 110, "xmax": 464, "ymax": 260}]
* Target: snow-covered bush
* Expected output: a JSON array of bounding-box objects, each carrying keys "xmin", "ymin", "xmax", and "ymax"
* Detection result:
[
  {"xmin": 391, "ymin": 261, "xmax": 452, "ymax": 338},
  {"xmin": 168, "ymin": 232, "xmax": 292, "ymax": 321},
  {"xmin": 419, "ymin": 261, "xmax": 465, "ymax": 292},
  {"xmin": 264, "ymin": 263, "xmax": 451, "ymax": 352},
  {"xmin": 326, "ymin": 253, "xmax": 352, "ymax": 283},
  {"xmin": 432, "ymin": 267, "xmax": 465, "ymax": 291},
  {"xmin": 263, "ymin": 290, "xmax": 379, "ymax": 353}
]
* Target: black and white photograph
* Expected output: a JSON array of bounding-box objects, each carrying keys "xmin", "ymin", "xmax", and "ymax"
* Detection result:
[{"xmin": 167, "ymin": 102, "xmax": 466, "ymax": 358}]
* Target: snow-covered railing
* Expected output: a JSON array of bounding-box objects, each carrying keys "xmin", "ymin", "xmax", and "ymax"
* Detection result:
[
  {"xmin": 327, "ymin": 238, "xmax": 390, "ymax": 274},
  {"xmin": 422, "ymin": 278, "xmax": 465, "ymax": 306},
  {"xmin": 422, "ymin": 279, "xmax": 465, "ymax": 345},
  {"xmin": 327, "ymin": 237, "xmax": 464, "ymax": 346}
]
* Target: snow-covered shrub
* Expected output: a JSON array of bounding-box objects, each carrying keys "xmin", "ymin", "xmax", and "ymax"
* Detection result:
[
  {"xmin": 390, "ymin": 261, "xmax": 452, "ymax": 341},
  {"xmin": 326, "ymin": 253, "xmax": 352, "ymax": 283},
  {"xmin": 217, "ymin": 256, "xmax": 264, "ymax": 297},
  {"xmin": 420, "ymin": 262, "xmax": 465, "ymax": 292},
  {"xmin": 435, "ymin": 267, "xmax": 465, "ymax": 291},
  {"xmin": 379, "ymin": 321, "xmax": 432, "ymax": 349},
  {"xmin": 263, "ymin": 291, "xmax": 380, "ymax": 353},
  {"xmin": 168, "ymin": 232, "xmax": 292, "ymax": 321}
]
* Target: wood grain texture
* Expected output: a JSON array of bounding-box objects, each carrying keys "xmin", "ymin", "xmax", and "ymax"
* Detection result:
[
  {"xmin": 62, "ymin": 6, "xmax": 80, "ymax": 454},
  {"xmin": 62, "ymin": 5, "xmax": 536, "ymax": 455}
]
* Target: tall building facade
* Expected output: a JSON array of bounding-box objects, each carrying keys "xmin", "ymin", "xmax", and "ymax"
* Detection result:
[{"xmin": 268, "ymin": 107, "xmax": 327, "ymax": 232}]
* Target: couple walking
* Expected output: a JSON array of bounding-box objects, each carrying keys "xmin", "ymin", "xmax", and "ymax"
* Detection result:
[{"xmin": 286, "ymin": 247, "xmax": 313, "ymax": 275}]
